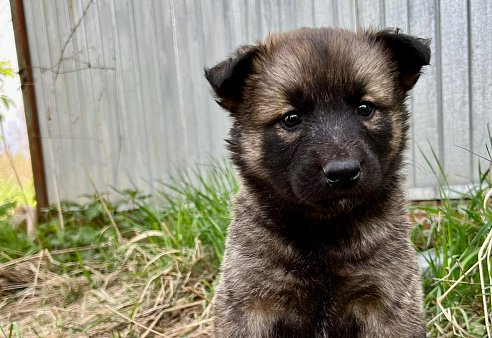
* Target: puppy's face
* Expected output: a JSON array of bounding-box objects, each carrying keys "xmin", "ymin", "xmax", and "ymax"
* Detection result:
[{"xmin": 206, "ymin": 28, "xmax": 430, "ymax": 211}]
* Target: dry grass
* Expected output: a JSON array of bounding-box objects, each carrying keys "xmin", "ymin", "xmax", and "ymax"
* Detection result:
[
  {"xmin": 0, "ymin": 236, "xmax": 214, "ymax": 338},
  {"xmin": 0, "ymin": 161, "xmax": 237, "ymax": 337}
]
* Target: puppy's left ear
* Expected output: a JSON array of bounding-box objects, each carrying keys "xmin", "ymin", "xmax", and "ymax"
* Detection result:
[{"xmin": 374, "ymin": 29, "xmax": 431, "ymax": 91}]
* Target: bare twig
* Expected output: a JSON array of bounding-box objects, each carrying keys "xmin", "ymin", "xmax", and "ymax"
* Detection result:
[
  {"xmin": 43, "ymin": 0, "xmax": 96, "ymax": 231},
  {"xmin": 103, "ymin": 304, "xmax": 170, "ymax": 337}
]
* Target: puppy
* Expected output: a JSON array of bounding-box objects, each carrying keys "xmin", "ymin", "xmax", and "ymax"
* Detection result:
[{"xmin": 205, "ymin": 27, "xmax": 430, "ymax": 338}]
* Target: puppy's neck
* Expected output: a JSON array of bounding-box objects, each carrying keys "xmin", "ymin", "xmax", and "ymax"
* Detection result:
[
  {"xmin": 235, "ymin": 184, "xmax": 408, "ymax": 261},
  {"xmin": 237, "ymin": 177, "xmax": 405, "ymax": 224}
]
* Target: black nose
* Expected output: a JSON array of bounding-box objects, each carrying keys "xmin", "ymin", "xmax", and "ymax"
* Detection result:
[{"xmin": 323, "ymin": 159, "xmax": 361, "ymax": 189}]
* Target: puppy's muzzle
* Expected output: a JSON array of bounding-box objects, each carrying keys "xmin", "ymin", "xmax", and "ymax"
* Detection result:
[{"xmin": 323, "ymin": 159, "xmax": 361, "ymax": 189}]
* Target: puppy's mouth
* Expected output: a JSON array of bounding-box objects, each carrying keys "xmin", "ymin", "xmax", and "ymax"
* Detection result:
[
  {"xmin": 297, "ymin": 193, "xmax": 365, "ymax": 218},
  {"xmin": 318, "ymin": 190, "xmax": 364, "ymax": 203},
  {"xmin": 293, "ymin": 184, "xmax": 365, "ymax": 208}
]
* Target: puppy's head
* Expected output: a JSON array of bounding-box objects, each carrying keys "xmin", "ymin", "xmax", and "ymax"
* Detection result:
[{"xmin": 206, "ymin": 28, "xmax": 430, "ymax": 212}]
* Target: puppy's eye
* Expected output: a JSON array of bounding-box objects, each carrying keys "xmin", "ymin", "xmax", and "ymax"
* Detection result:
[
  {"xmin": 281, "ymin": 111, "xmax": 302, "ymax": 130},
  {"xmin": 358, "ymin": 102, "xmax": 376, "ymax": 118}
]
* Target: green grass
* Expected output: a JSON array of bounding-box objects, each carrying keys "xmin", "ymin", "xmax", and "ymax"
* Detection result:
[
  {"xmin": 0, "ymin": 178, "xmax": 35, "ymax": 206},
  {"xmin": 0, "ymin": 153, "xmax": 492, "ymax": 337},
  {"xmin": 0, "ymin": 323, "xmax": 21, "ymax": 338},
  {"xmin": 410, "ymin": 146, "xmax": 492, "ymax": 337},
  {"xmin": 0, "ymin": 160, "xmax": 236, "ymax": 337}
]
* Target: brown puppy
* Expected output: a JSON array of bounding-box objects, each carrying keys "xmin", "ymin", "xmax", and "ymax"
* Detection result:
[{"xmin": 205, "ymin": 27, "xmax": 430, "ymax": 338}]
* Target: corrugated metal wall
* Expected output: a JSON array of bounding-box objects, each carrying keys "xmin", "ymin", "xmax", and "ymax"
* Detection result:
[{"xmin": 19, "ymin": 0, "xmax": 492, "ymax": 203}]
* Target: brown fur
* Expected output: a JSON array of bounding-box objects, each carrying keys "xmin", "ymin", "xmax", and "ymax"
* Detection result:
[{"xmin": 205, "ymin": 27, "xmax": 430, "ymax": 338}]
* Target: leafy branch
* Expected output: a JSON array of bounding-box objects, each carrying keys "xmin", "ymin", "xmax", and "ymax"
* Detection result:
[{"xmin": 0, "ymin": 60, "xmax": 15, "ymax": 111}]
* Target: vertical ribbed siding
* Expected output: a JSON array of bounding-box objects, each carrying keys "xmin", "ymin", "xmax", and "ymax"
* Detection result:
[
  {"xmin": 469, "ymin": 0, "xmax": 492, "ymax": 181},
  {"xmin": 20, "ymin": 0, "xmax": 492, "ymax": 202},
  {"xmin": 407, "ymin": 0, "xmax": 442, "ymax": 198},
  {"xmin": 440, "ymin": 0, "xmax": 471, "ymax": 186}
]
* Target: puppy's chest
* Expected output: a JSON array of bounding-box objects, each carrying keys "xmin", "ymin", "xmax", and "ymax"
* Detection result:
[
  {"xmin": 246, "ymin": 264, "xmax": 378, "ymax": 337},
  {"xmin": 274, "ymin": 257, "xmax": 367, "ymax": 296},
  {"xmin": 242, "ymin": 226, "xmax": 389, "ymax": 313}
]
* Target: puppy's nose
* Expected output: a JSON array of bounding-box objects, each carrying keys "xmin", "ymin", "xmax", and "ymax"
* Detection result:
[{"xmin": 323, "ymin": 159, "xmax": 361, "ymax": 189}]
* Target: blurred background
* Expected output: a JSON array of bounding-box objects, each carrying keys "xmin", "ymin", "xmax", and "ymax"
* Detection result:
[
  {"xmin": 2, "ymin": 0, "xmax": 491, "ymax": 208},
  {"xmin": 0, "ymin": 0, "xmax": 33, "ymax": 205}
]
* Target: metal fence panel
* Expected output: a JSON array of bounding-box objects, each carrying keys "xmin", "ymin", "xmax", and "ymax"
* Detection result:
[{"xmin": 19, "ymin": 0, "xmax": 492, "ymax": 203}]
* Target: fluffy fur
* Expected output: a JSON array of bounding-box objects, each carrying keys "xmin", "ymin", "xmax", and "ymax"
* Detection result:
[{"xmin": 205, "ymin": 27, "xmax": 431, "ymax": 338}]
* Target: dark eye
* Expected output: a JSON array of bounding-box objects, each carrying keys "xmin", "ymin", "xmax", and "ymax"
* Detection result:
[
  {"xmin": 281, "ymin": 111, "xmax": 302, "ymax": 130},
  {"xmin": 358, "ymin": 102, "xmax": 376, "ymax": 118}
]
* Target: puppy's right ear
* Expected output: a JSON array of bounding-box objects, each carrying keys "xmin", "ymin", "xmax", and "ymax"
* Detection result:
[{"xmin": 205, "ymin": 46, "xmax": 259, "ymax": 112}]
